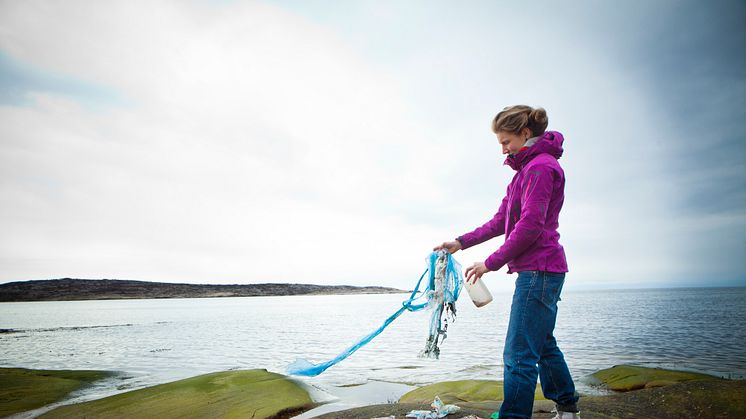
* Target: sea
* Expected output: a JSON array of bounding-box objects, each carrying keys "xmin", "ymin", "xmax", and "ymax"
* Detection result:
[{"xmin": 2, "ymin": 286, "xmax": 745, "ymax": 416}]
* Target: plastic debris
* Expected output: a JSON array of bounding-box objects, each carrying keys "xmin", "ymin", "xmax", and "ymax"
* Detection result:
[
  {"xmin": 419, "ymin": 252, "xmax": 461, "ymax": 359},
  {"xmin": 405, "ymin": 396, "xmax": 461, "ymax": 418},
  {"xmin": 288, "ymin": 250, "xmax": 464, "ymax": 376},
  {"xmin": 406, "ymin": 410, "xmax": 438, "ymax": 419}
]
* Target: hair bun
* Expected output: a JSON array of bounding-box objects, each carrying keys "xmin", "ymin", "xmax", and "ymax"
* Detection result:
[{"xmin": 528, "ymin": 107, "xmax": 548, "ymax": 135}]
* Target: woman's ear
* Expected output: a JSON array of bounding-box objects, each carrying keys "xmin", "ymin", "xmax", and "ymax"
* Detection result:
[{"xmin": 522, "ymin": 127, "xmax": 532, "ymax": 140}]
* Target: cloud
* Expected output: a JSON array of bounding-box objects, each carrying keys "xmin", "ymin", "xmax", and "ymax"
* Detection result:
[
  {"xmin": 1, "ymin": 0, "xmax": 743, "ymax": 289},
  {"xmin": 568, "ymin": 0, "xmax": 746, "ymax": 284},
  {"xmin": 0, "ymin": 0, "xmax": 452, "ymax": 286}
]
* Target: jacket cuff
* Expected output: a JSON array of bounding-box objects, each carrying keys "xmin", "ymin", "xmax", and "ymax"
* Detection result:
[
  {"xmin": 484, "ymin": 253, "xmax": 505, "ymax": 271},
  {"xmin": 456, "ymin": 235, "xmax": 473, "ymax": 250}
]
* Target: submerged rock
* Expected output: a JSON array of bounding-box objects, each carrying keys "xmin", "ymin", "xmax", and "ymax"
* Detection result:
[{"xmin": 40, "ymin": 369, "xmax": 314, "ymax": 419}]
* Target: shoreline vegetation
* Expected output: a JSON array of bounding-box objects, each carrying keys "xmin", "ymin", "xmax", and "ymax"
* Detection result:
[
  {"xmin": 2, "ymin": 365, "xmax": 744, "ymax": 418},
  {"xmin": 0, "ymin": 278, "xmax": 406, "ymax": 302}
]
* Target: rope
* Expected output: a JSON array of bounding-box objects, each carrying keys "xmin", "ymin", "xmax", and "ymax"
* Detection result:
[{"xmin": 287, "ymin": 250, "xmax": 463, "ymax": 377}]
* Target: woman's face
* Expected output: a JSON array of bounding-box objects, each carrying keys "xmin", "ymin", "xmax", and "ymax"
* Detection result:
[{"xmin": 496, "ymin": 128, "xmax": 531, "ymax": 155}]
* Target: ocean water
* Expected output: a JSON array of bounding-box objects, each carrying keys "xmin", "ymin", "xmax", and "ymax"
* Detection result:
[{"xmin": 1, "ymin": 286, "xmax": 745, "ymax": 413}]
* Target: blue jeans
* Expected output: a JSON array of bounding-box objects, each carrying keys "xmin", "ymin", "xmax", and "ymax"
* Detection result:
[{"xmin": 499, "ymin": 271, "xmax": 579, "ymax": 418}]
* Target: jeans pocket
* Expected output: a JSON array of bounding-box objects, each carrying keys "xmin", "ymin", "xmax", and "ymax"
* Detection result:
[
  {"xmin": 541, "ymin": 273, "xmax": 564, "ymax": 306},
  {"xmin": 516, "ymin": 271, "xmax": 539, "ymax": 289}
]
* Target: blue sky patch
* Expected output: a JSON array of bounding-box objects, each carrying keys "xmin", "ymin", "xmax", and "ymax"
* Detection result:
[{"xmin": 0, "ymin": 50, "xmax": 129, "ymax": 110}]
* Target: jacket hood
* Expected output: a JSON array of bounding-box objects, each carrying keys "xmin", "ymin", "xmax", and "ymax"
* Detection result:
[{"xmin": 505, "ymin": 130, "xmax": 564, "ymax": 171}]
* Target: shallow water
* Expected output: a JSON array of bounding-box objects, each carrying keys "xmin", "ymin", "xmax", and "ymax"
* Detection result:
[{"xmin": 1, "ymin": 286, "xmax": 745, "ymax": 410}]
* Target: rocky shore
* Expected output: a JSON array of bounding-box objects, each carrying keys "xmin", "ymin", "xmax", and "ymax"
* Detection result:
[
  {"xmin": 0, "ymin": 278, "xmax": 405, "ymax": 302},
  {"xmin": 2, "ymin": 365, "xmax": 745, "ymax": 418}
]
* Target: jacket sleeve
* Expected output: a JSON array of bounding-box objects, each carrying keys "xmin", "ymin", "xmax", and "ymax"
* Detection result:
[
  {"xmin": 484, "ymin": 165, "xmax": 554, "ymax": 271},
  {"xmin": 457, "ymin": 191, "xmax": 509, "ymax": 250}
]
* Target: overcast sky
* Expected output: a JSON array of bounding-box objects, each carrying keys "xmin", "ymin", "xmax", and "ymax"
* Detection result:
[{"xmin": 1, "ymin": 0, "xmax": 744, "ymax": 292}]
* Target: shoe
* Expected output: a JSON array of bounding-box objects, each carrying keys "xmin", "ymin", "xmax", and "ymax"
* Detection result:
[{"xmin": 550, "ymin": 407, "xmax": 580, "ymax": 419}]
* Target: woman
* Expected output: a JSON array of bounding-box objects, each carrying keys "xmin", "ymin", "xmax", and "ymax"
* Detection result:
[{"xmin": 434, "ymin": 105, "xmax": 580, "ymax": 419}]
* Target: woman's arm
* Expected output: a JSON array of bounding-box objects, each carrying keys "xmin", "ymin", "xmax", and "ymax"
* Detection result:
[
  {"xmin": 483, "ymin": 165, "xmax": 555, "ymax": 271},
  {"xmin": 457, "ymin": 192, "xmax": 509, "ymax": 250}
]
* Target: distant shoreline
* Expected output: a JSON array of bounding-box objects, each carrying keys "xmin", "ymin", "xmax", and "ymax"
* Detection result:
[{"xmin": 0, "ymin": 278, "xmax": 407, "ymax": 302}]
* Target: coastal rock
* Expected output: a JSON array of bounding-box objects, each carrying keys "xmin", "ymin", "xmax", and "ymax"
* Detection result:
[
  {"xmin": 0, "ymin": 367, "xmax": 112, "ymax": 417},
  {"xmin": 644, "ymin": 379, "xmax": 679, "ymax": 388},
  {"xmin": 579, "ymin": 379, "xmax": 746, "ymax": 418},
  {"xmin": 398, "ymin": 379, "xmax": 545, "ymax": 404},
  {"xmin": 589, "ymin": 364, "xmax": 722, "ymax": 392},
  {"xmin": 331, "ymin": 379, "xmax": 746, "ymax": 419},
  {"xmin": 40, "ymin": 369, "xmax": 314, "ymax": 419}
]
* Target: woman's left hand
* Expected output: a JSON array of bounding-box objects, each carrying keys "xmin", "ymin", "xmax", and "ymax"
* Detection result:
[{"xmin": 465, "ymin": 262, "xmax": 490, "ymax": 284}]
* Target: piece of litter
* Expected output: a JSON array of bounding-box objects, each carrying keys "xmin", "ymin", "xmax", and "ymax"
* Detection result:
[
  {"xmin": 432, "ymin": 395, "xmax": 460, "ymax": 415},
  {"xmin": 405, "ymin": 396, "xmax": 461, "ymax": 419},
  {"xmin": 419, "ymin": 253, "xmax": 461, "ymax": 359},
  {"xmin": 406, "ymin": 410, "xmax": 438, "ymax": 419},
  {"xmin": 287, "ymin": 251, "xmax": 464, "ymax": 376}
]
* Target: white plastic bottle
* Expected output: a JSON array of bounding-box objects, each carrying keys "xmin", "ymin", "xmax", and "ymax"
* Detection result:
[{"xmin": 464, "ymin": 277, "xmax": 493, "ymax": 308}]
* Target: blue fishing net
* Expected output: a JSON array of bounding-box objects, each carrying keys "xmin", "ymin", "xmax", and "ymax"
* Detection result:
[{"xmin": 287, "ymin": 250, "xmax": 463, "ymax": 377}]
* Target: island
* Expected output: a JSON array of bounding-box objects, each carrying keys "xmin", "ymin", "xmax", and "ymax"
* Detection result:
[{"xmin": 0, "ymin": 278, "xmax": 406, "ymax": 302}]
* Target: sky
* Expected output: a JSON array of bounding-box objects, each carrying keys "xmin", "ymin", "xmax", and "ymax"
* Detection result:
[{"xmin": 0, "ymin": 0, "xmax": 744, "ymax": 292}]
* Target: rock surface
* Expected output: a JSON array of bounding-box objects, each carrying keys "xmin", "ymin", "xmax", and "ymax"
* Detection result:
[
  {"xmin": 40, "ymin": 369, "xmax": 314, "ymax": 419},
  {"xmin": 579, "ymin": 379, "xmax": 746, "ymax": 418},
  {"xmin": 320, "ymin": 380, "xmax": 746, "ymax": 418},
  {"xmin": 6, "ymin": 364, "xmax": 744, "ymax": 419},
  {"xmin": 588, "ymin": 364, "xmax": 722, "ymax": 391},
  {"xmin": 0, "ymin": 367, "xmax": 112, "ymax": 416},
  {"xmin": 398, "ymin": 379, "xmax": 545, "ymax": 404}
]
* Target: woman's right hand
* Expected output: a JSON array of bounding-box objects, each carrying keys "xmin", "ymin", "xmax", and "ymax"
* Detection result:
[{"xmin": 433, "ymin": 240, "xmax": 462, "ymax": 254}]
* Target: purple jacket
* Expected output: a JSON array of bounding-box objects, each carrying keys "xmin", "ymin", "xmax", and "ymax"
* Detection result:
[{"xmin": 458, "ymin": 130, "xmax": 568, "ymax": 274}]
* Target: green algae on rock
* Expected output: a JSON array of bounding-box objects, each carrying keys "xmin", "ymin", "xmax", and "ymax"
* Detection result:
[
  {"xmin": 588, "ymin": 364, "xmax": 722, "ymax": 392},
  {"xmin": 579, "ymin": 378, "xmax": 746, "ymax": 418},
  {"xmin": 41, "ymin": 369, "xmax": 314, "ymax": 419},
  {"xmin": 0, "ymin": 367, "xmax": 112, "ymax": 417},
  {"xmin": 398, "ymin": 379, "xmax": 545, "ymax": 404}
]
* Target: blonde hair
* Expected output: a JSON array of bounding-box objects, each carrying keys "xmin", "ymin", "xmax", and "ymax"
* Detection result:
[{"xmin": 492, "ymin": 105, "xmax": 549, "ymax": 137}]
